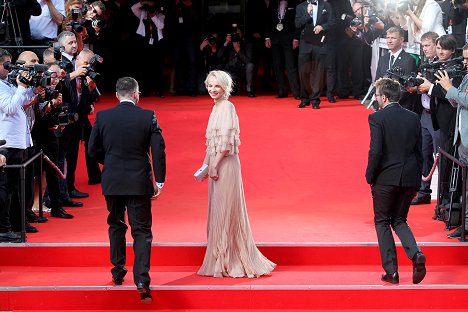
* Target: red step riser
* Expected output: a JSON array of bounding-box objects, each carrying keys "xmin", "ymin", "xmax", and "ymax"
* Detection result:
[
  {"xmin": 0, "ymin": 288, "xmax": 467, "ymax": 310},
  {"xmin": 0, "ymin": 245, "xmax": 467, "ymax": 267}
]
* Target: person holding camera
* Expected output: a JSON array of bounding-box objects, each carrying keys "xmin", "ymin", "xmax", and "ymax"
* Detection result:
[
  {"xmin": 417, "ymin": 35, "xmax": 461, "ymax": 212},
  {"xmin": 0, "ymin": 48, "xmax": 42, "ymax": 240},
  {"xmin": 29, "ymin": 0, "xmax": 65, "ymax": 55},
  {"xmin": 61, "ymin": 48, "xmax": 101, "ymax": 200},
  {"xmin": 408, "ymin": 31, "xmax": 441, "ymax": 205},
  {"xmin": 434, "ymin": 43, "xmax": 468, "ymax": 239},
  {"xmin": 397, "ymin": 0, "xmax": 446, "ymax": 47},
  {"xmin": 197, "ymin": 32, "xmax": 223, "ymax": 95},
  {"xmin": 131, "ymin": 0, "xmax": 165, "ymax": 97},
  {"xmin": 218, "ymin": 25, "xmax": 256, "ymax": 97}
]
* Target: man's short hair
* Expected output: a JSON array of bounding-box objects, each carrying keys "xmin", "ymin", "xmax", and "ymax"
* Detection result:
[
  {"xmin": 375, "ymin": 78, "xmax": 401, "ymax": 103},
  {"xmin": 463, "ymin": 43, "xmax": 468, "ymax": 51},
  {"xmin": 91, "ymin": 1, "xmax": 106, "ymax": 13},
  {"xmin": 57, "ymin": 31, "xmax": 76, "ymax": 45},
  {"xmin": 116, "ymin": 77, "xmax": 138, "ymax": 97},
  {"xmin": 386, "ymin": 26, "xmax": 404, "ymax": 38},
  {"xmin": 420, "ymin": 31, "xmax": 439, "ymax": 44},
  {"xmin": 436, "ymin": 35, "xmax": 457, "ymax": 51},
  {"xmin": 0, "ymin": 48, "xmax": 11, "ymax": 63}
]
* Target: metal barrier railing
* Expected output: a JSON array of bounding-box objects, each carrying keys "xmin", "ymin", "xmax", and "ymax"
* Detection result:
[
  {"xmin": 437, "ymin": 148, "xmax": 466, "ymax": 242},
  {"xmin": 4, "ymin": 151, "xmax": 43, "ymax": 243}
]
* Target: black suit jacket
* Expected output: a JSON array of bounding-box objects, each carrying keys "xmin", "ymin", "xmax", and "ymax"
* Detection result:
[
  {"xmin": 375, "ymin": 50, "xmax": 420, "ymax": 113},
  {"xmin": 88, "ymin": 101, "xmax": 166, "ymax": 196},
  {"xmin": 265, "ymin": 0, "xmax": 301, "ymax": 44},
  {"xmin": 429, "ymin": 82, "xmax": 459, "ymax": 136},
  {"xmin": 295, "ymin": 0, "xmax": 335, "ymax": 54},
  {"xmin": 366, "ymin": 103, "xmax": 423, "ymax": 187}
]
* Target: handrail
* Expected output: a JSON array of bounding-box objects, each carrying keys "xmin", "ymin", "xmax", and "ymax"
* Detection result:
[
  {"xmin": 438, "ymin": 148, "xmax": 466, "ymax": 242},
  {"xmin": 4, "ymin": 151, "xmax": 43, "ymax": 243}
]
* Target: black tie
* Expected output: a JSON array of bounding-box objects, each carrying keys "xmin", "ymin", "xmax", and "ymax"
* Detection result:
[{"xmin": 390, "ymin": 55, "xmax": 395, "ymax": 69}]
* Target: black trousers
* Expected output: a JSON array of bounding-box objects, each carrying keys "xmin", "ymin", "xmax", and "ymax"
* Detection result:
[
  {"xmin": 371, "ymin": 184, "xmax": 421, "ymax": 274},
  {"xmin": 298, "ymin": 47, "xmax": 326, "ymax": 104},
  {"xmin": 271, "ymin": 40, "xmax": 300, "ymax": 97},
  {"xmin": 105, "ymin": 195, "xmax": 153, "ymax": 286},
  {"xmin": 0, "ymin": 169, "xmax": 8, "ymax": 232}
]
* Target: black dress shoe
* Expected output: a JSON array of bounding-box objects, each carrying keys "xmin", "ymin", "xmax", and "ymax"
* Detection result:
[
  {"xmin": 412, "ymin": 251, "xmax": 426, "ymax": 284},
  {"xmin": 327, "ymin": 96, "xmax": 336, "ymax": 103},
  {"xmin": 293, "ymin": 95, "xmax": 301, "ymax": 100},
  {"xmin": 447, "ymin": 227, "xmax": 467, "ymax": 239},
  {"xmin": 51, "ymin": 208, "xmax": 74, "ymax": 219},
  {"xmin": 113, "ymin": 277, "xmax": 124, "ymax": 285},
  {"xmin": 298, "ymin": 101, "xmax": 310, "ymax": 108},
  {"xmin": 411, "ymin": 195, "xmax": 431, "ymax": 205},
  {"xmin": 0, "ymin": 231, "xmax": 21, "ymax": 242},
  {"xmin": 27, "ymin": 213, "xmax": 48, "ymax": 223},
  {"xmin": 69, "ymin": 190, "xmax": 89, "ymax": 198},
  {"xmin": 59, "ymin": 199, "xmax": 83, "ymax": 207},
  {"xmin": 25, "ymin": 224, "xmax": 38, "ymax": 233},
  {"xmin": 276, "ymin": 94, "xmax": 287, "ymax": 98},
  {"xmin": 247, "ymin": 91, "xmax": 256, "ymax": 98},
  {"xmin": 312, "ymin": 103, "xmax": 320, "ymax": 109},
  {"xmin": 137, "ymin": 282, "xmax": 152, "ymax": 304},
  {"xmin": 381, "ymin": 272, "xmax": 399, "ymax": 284}
]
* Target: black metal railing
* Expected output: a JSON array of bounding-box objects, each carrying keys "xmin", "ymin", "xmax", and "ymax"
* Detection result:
[
  {"xmin": 4, "ymin": 151, "xmax": 43, "ymax": 243},
  {"xmin": 437, "ymin": 148, "xmax": 466, "ymax": 242}
]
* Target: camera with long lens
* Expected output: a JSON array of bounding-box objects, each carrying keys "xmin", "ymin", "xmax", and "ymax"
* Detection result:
[
  {"xmin": 386, "ymin": 67, "xmax": 425, "ymax": 87},
  {"xmin": 350, "ymin": 17, "xmax": 363, "ymax": 27},
  {"xmin": 69, "ymin": 8, "xmax": 84, "ymax": 33},
  {"xmin": 230, "ymin": 24, "xmax": 240, "ymax": 43},
  {"xmin": 84, "ymin": 54, "xmax": 103, "ymax": 81},
  {"xmin": 366, "ymin": 8, "xmax": 379, "ymax": 24},
  {"xmin": 4, "ymin": 61, "xmax": 50, "ymax": 87},
  {"xmin": 50, "ymin": 107, "xmax": 79, "ymax": 127},
  {"xmin": 420, "ymin": 57, "xmax": 467, "ymax": 82},
  {"xmin": 208, "ymin": 35, "xmax": 217, "ymax": 45}
]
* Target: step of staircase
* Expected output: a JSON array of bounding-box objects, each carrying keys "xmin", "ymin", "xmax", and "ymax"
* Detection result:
[{"xmin": 0, "ymin": 243, "xmax": 466, "ymax": 310}]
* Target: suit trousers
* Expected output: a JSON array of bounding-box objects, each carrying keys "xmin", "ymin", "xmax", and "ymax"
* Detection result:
[
  {"xmin": 271, "ymin": 41, "xmax": 300, "ymax": 97},
  {"xmin": 371, "ymin": 184, "xmax": 421, "ymax": 274},
  {"xmin": 298, "ymin": 46, "xmax": 326, "ymax": 104},
  {"xmin": 105, "ymin": 195, "xmax": 153, "ymax": 286},
  {"xmin": 418, "ymin": 110, "xmax": 440, "ymax": 198},
  {"xmin": 458, "ymin": 144, "xmax": 468, "ymax": 228}
]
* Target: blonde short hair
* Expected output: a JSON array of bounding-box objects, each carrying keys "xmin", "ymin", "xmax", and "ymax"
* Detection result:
[{"xmin": 204, "ymin": 70, "xmax": 233, "ymax": 99}]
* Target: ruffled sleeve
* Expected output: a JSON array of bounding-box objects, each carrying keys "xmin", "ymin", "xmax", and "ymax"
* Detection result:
[{"xmin": 205, "ymin": 102, "xmax": 241, "ymax": 156}]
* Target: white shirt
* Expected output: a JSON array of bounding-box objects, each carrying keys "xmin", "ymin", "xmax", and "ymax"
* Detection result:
[
  {"xmin": 29, "ymin": 0, "xmax": 65, "ymax": 40},
  {"xmin": 0, "ymin": 80, "xmax": 35, "ymax": 149},
  {"xmin": 389, "ymin": 49, "xmax": 402, "ymax": 68},
  {"xmin": 403, "ymin": 0, "xmax": 445, "ymax": 44}
]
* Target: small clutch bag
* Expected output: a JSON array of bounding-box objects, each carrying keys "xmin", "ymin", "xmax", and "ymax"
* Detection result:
[{"xmin": 194, "ymin": 164, "xmax": 209, "ymax": 182}]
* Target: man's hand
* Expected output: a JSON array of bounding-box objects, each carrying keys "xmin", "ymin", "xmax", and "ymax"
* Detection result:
[
  {"xmin": 16, "ymin": 72, "xmax": 31, "ymax": 88},
  {"xmin": 0, "ymin": 154, "xmax": 6, "ymax": 167},
  {"xmin": 417, "ymin": 77, "xmax": 432, "ymax": 94},
  {"xmin": 152, "ymin": 186, "xmax": 162, "ymax": 199},
  {"xmin": 292, "ymin": 39, "xmax": 299, "ymax": 49},
  {"xmin": 200, "ymin": 38, "xmax": 209, "ymax": 51},
  {"xmin": 307, "ymin": 3, "xmax": 313, "ymax": 15},
  {"xmin": 86, "ymin": 76, "xmax": 96, "ymax": 91},
  {"xmin": 313, "ymin": 25, "xmax": 324, "ymax": 34},
  {"xmin": 265, "ymin": 38, "xmax": 271, "ymax": 48},
  {"xmin": 52, "ymin": 93, "xmax": 63, "ymax": 107},
  {"xmin": 435, "ymin": 70, "xmax": 453, "ymax": 92}
]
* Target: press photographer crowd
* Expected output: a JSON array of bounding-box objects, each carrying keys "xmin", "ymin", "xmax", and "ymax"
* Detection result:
[{"xmin": 1, "ymin": 0, "xmax": 468, "ymax": 242}]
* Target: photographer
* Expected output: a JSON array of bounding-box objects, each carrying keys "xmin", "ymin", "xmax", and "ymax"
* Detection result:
[
  {"xmin": 131, "ymin": 0, "xmax": 165, "ymax": 97},
  {"xmin": 218, "ymin": 24, "xmax": 256, "ymax": 97},
  {"xmin": 338, "ymin": 1, "xmax": 384, "ymax": 100},
  {"xmin": 410, "ymin": 31, "xmax": 441, "ymax": 205},
  {"xmin": 29, "ymin": 0, "xmax": 65, "ymax": 53},
  {"xmin": 63, "ymin": 0, "xmax": 88, "ymax": 53},
  {"xmin": 0, "ymin": 48, "xmax": 40, "ymax": 240},
  {"xmin": 434, "ymin": 42, "xmax": 468, "ymax": 239},
  {"xmin": 417, "ymin": 35, "xmax": 462, "ymax": 212},
  {"xmin": 61, "ymin": 48, "xmax": 101, "ymax": 199},
  {"xmin": 197, "ymin": 32, "xmax": 223, "ymax": 95},
  {"xmin": 397, "ymin": 0, "xmax": 446, "ymax": 46},
  {"xmin": 82, "ymin": 1, "xmax": 107, "ymax": 51}
]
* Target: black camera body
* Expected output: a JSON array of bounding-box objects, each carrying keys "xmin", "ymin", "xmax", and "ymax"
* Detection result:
[
  {"xmin": 4, "ymin": 61, "xmax": 51, "ymax": 87},
  {"xmin": 208, "ymin": 35, "xmax": 217, "ymax": 45},
  {"xmin": 386, "ymin": 67, "xmax": 425, "ymax": 88},
  {"xmin": 84, "ymin": 54, "xmax": 103, "ymax": 81},
  {"xmin": 420, "ymin": 57, "xmax": 466, "ymax": 82}
]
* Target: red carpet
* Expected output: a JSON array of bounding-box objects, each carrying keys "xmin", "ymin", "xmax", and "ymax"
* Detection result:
[
  {"xmin": 26, "ymin": 94, "xmax": 453, "ymax": 243},
  {"xmin": 1, "ymin": 94, "xmax": 467, "ymax": 311}
]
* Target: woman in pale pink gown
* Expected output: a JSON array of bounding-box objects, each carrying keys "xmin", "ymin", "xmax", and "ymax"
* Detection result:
[{"xmin": 197, "ymin": 70, "xmax": 276, "ymax": 278}]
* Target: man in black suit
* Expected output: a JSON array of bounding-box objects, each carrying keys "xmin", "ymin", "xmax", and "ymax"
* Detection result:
[
  {"xmin": 375, "ymin": 27, "xmax": 420, "ymax": 113},
  {"xmin": 265, "ymin": 0, "xmax": 300, "ymax": 99},
  {"xmin": 366, "ymin": 78, "xmax": 426, "ymax": 285},
  {"xmin": 88, "ymin": 77, "xmax": 166, "ymax": 303},
  {"xmin": 296, "ymin": 0, "xmax": 334, "ymax": 109}
]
